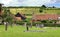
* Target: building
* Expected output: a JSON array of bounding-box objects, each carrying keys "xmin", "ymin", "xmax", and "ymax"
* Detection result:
[
  {"xmin": 14, "ymin": 13, "xmax": 26, "ymax": 21},
  {"xmin": 32, "ymin": 14, "xmax": 60, "ymax": 22}
]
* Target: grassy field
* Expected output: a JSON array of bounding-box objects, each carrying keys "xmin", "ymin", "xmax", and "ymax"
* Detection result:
[
  {"xmin": 0, "ymin": 25, "xmax": 60, "ymax": 37},
  {"xmin": 9, "ymin": 8, "xmax": 60, "ymax": 14},
  {"xmin": 9, "ymin": 8, "xmax": 40, "ymax": 14}
]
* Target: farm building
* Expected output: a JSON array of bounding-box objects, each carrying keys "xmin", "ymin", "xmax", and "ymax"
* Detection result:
[
  {"xmin": 32, "ymin": 14, "xmax": 60, "ymax": 24},
  {"xmin": 14, "ymin": 13, "xmax": 26, "ymax": 21},
  {"xmin": 32, "ymin": 14, "xmax": 60, "ymax": 21}
]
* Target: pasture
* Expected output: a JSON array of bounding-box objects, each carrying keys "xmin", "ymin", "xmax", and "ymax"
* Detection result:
[{"xmin": 0, "ymin": 25, "xmax": 60, "ymax": 37}]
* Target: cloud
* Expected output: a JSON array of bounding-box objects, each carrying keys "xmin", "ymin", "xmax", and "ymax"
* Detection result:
[
  {"xmin": 0, "ymin": 0, "xmax": 12, "ymax": 5},
  {"xmin": 0, "ymin": 0, "xmax": 60, "ymax": 6},
  {"xmin": 22, "ymin": 0, "xmax": 50, "ymax": 6},
  {"xmin": 55, "ymin": 0, "xmax": 60, "ymax": 3}
]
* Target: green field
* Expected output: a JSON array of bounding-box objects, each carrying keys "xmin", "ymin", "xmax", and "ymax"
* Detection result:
[
  {"xmin": 0, "ymin": 25, "xmax": 60, "ymax": 37},
  {"xmin": 9, "ymin": 8, "xmax": 60, "ymax": 14}
]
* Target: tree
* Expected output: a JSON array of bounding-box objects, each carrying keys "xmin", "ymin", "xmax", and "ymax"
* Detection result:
[
  {"xmin": 2, "ymin": 8, "xmax": 13, "ymax": 31},
  {"xmin": 39, "ymin": 5, "xmax": 46, "ymax": 13},
  {"xmin": 41, "ymin": 5, "xmax": 46, "ymax": 9},
  {"xmin": 39, "ymin": 9, "xmax": 43, "ymax": 13},
  {"xmin": 52, "ymin": 6, "xmax": 55, "ymax": 8},
  {"xmin": 23, "ymin": 19, "xmax": 29, "ymax": 31},
  {"xmin": 3, "ymin": 9, "xmax": 13, "ymax": 23}
]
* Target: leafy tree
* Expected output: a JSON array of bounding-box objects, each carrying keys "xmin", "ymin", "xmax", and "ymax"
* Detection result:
[
  {"xmin": 41, "ymin": 5, "xmax": 46, "ymax": 9},
  {"xmin": 39, "ymin": 9, "xmax": 43, "ymax": 13},
  {"xmin": 39, "ymin": 5, "xmax": 46, "ymax": 13},
  {"xmin": 23, "ymin": 19, "xmax": 29, "ymax": 31},
  {"xmin": 52, "ymin": 6, "xmax": 56, "ymax": 8},
  {"xmin": 3, "ymin": 8, "xmax": 13, "ymax": 24}
]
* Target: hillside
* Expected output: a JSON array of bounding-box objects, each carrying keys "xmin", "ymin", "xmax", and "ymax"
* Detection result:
[{"xmin": 3, "ymin": 7, "xmax": 60, "ymax": 19}]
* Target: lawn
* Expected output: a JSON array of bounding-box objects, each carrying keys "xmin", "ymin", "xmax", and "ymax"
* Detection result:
[{"xmin": 0, "ymin": 25, "xmax": 60, "ymax": 37}]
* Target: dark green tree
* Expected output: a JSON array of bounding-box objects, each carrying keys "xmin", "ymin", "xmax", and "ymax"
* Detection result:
[
  {"xmin": 39, "ymin": 9, "xmax": 43, "ymax": 13},
  {"xmin": 52, "ymin": 6, "xmax": 56, "ymax": 8},
  {"xmin": 2, "ymin": 8, "xmax": 13, "ymax": 31},
  {"xmin": 39, "ymin": 5, "xmax": 46, "ymax": 13},
  {"xmin": 41, "ymin": 5, "xmax": 46, "ymax": 9}
]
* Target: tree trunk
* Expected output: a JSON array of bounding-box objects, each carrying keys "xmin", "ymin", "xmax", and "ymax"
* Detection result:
[
  {"xmin": 26, "ymin": 25, "xmax": 29, "ymax": 31},
  {"xmin": 24, "ymin": 22, "xmax": 29, "ymax": 31},
  {"xmin": 30, "ymin": 22, "xmax": 32, "ymax": 28},
  {"xmin": 5, "ymin": 22, "xmax": 8, "ymax": 31}
]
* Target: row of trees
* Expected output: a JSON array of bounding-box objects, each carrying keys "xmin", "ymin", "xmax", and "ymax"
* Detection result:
[{"xmin": 41, "ymin": 5, "xmax": 56, "ymax": 8}]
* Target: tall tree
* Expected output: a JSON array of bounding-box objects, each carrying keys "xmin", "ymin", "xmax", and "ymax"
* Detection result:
[
  {"xmin": 24, "ymin": 19, "xmax": 29, "ymax": 31},
  {"xmin": 52, "ymin": 6, "xmax": 56, "ymax": 8},
  {"xmin": 2, "ymin": 8, "xmax": 13, "ymax": 31},
  {"xmin": 41, "ymin": 5, "xmax": 46, "ymax": 9}
]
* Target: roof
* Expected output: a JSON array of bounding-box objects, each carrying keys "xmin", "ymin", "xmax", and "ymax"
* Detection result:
[
  {"xmin": 32, "ymin": 14, "xmax": 60, "ymax": 21},
  {"xmin": 15, "ymin": 13, "xmax": 26, "ymax": 20}
]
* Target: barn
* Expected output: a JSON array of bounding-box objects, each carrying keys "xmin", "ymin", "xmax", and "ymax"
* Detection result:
[
  {"xmin": 14, "ymin": 13, "xmax": 26, "ymax": 21},
  {"xmin": 32, "ymin": 14, "xmax": 60, "ymax": 24}
]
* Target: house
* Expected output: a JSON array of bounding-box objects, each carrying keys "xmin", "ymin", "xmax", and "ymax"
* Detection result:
[
  {"xmin": 14, "ymin": 13, "xmax": 26, "ymax": 21},
  {"xmin": 32, "ymin": 14, "xmax": 60, "ymax": 22}
]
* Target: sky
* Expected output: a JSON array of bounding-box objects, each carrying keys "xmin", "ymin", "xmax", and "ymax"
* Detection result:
[{"xmin": 0, "ymin": 0, "xmax": 60, "ymax": 7}]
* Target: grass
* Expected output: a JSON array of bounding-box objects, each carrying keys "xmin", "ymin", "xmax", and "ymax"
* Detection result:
[
  {"xmin": 0, "ymin": 25, "xmax": 60, "ymax": 37},
  {"xmin": 9, "ymin": 8, "xmax": 60, "ymax": 14}
]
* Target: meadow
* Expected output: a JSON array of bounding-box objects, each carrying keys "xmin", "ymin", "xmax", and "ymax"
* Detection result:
[{"xmin": 0, "ymin": 25, "xmax": 60, "ymax": 37}]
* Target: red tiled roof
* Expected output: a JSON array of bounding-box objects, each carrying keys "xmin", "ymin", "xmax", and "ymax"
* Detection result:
[{"xmin": 32, "ymin": 14, "xmax": 60, "ymax": 21}]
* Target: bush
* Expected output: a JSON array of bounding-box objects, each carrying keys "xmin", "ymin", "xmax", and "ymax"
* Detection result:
[
  {"xmin": 44, "ymin": 23, "xmax": 60, "ymax": 27},
  {"xmin": 32, "ymin": 22, "xmax": 41, "ymax": 26},
  {"xmin": 27, "ymin": 22, "xmax": 31, "ymax": 25},
  {"xmin": 39, "ymin": 10, "xmax": 43, "ymax": 13},
  {"xmin": 25, "ymin": 14, "xmax": 32, "ymax": 16},
  {"xmin": 41, "ymin": 20, "xmax": 47, "ymax": 23},
  {"xmin": 16, "ymin": 21, "xmax": 24, "ymax": 25}
]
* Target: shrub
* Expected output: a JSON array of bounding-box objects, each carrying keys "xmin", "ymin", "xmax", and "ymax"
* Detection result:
[
  {"xmin": 16, "ymin": 21, "xmax": 24, "ymax": 25},
  {"xmin": 25, "ymin": 14, "xmax": 32, "ymax": 16},
  {"xmin": 39, "ymin": 10, "xmax": 43, "ymax": 13}
]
